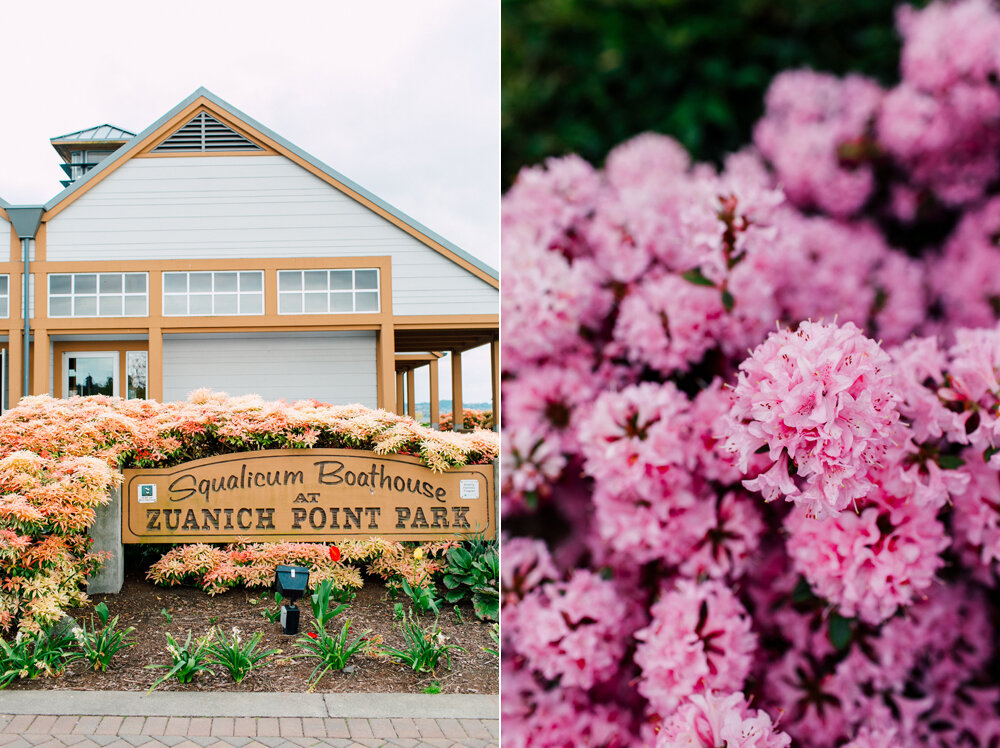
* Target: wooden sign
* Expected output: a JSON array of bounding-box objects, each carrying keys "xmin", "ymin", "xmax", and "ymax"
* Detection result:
[{"xmin": 122, "ymin": 449, "xmax": 495, "ymax": 543}]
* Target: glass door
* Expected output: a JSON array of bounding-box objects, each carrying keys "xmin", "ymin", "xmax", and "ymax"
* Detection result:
[{"xmin": 63, "ymin": 351, "xmax": 119, "ymax": 397}]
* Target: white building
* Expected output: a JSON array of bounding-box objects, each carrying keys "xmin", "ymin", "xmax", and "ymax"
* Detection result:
[{"xmin": 0, "ymin": 88, "xmax": 499, "ymax": 427}]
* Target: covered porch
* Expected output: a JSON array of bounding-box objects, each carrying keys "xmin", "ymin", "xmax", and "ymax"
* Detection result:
[{"xmin": 390, "ymin": 316, "xmax": 498, "ymax": 432}]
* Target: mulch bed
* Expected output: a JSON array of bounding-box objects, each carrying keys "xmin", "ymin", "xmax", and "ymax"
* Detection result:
[{"xmin": 10, "ymin": 566, "xmax": 498, "ymax": 694}]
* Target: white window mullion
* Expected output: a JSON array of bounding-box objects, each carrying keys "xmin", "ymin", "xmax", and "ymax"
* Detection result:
[
  {"xmin": 162, "ymin": 271, "xmax": 264, "ymax": 317},
  {"xmin": 48, "ymin": 272, "xmax": 148, "ymax": 318}
]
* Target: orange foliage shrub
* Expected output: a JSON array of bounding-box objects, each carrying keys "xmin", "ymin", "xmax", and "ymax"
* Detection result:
[{"xmin": 0, "ymin": 392, "xmax": 498, "ymax": 632}]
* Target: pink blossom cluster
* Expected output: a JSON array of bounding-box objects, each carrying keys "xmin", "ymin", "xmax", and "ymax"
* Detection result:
[
  {"xmin": 655, "ymin": 691, "xmax": 790, "ymax": 748},
  {"xmin": 501, "ymin": 1, "xmax": 1000, "ymax": 745},
  {"xmin": 725, "ymin": 320, "xmax": 901, "ymax": 518}
]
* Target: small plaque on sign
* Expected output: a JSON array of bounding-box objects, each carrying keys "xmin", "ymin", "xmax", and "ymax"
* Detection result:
[
  {"xmin": 459, "ymin": 480, "xmax": 480, "ymax": 499},
  {"xmin": 138, "ymin": 484, "xmax": 157, "ymax": 504}
]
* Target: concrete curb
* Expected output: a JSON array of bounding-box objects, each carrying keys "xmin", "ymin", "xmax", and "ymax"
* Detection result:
[
  {"xmin": 323, "ymin": 693, "xmax": 498, "ymax": 719},
  {"xmin": 0, "ymin": 691, "xmax": 499, "ymax": 720}
]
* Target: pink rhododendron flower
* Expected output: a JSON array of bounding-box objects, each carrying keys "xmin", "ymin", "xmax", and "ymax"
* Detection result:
[
  {"xmin": 676, "ymin": 491, "xmax": 765, "ymax": 581},
  {"xmin": 726, "ymin": 320, "xmax": 901, "ymax": 518},
  {"xmin": 501, "ymin": 657, "xmax": 634, "ymax": 748},
  {"xmin": 951, "ymin": 455, "xmax": 1000, "ymax": 567},
  {"xmin": 504, "ymin": 569, "xmax": 640, "ymax": 690},
  {"xmin": 500, "ymin": 536, "xmax": 558, "ymax": 604},
  {"xmin": 634, "ymin": 579, "xmax": 756, "ymax": 717},
  {"xmin": 655, "ymin": 691, "xmax": 790, "ymax": 748},
  {"xmin": 784, "ymin": 480, "xmax": 949, "ymax": 624},
  {"xmin": 755, "ymin": 69, "xmax": 883, "ymax": 217},
  {"xmin": 932, "ymin": 197, "xmax": 1000, "ymax": 331}
]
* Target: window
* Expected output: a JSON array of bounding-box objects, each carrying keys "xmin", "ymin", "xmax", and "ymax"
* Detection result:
[
  {"xmin": 277, "ymin": 269, "xmax": 380, "ymax": 314},
  {"xmin": 0, "ymin": 275, "xmax": 8, "ymax": 318},
  {"xmin": 126, "ymin": 351, "xmax": 147, "ymax": 399},
  {"xmin": 48, "ymin": 273, "xmax": 148, "ymax": 317},
  {"xmin": 68, "ymin": 150, "xmax": 114, "ymax": 181},
  {"xmin": 162, "ymin": 271, "xmax": 264, "ymax": 316}
]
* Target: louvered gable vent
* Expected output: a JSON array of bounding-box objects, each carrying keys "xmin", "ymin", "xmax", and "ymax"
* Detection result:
[{"xmin": 153, "ymin": 112, "xmax": 262, "ymax": 152}]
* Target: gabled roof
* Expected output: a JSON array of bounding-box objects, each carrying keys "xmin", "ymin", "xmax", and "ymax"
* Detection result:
[
  {"xmin": 43, "ymin": 88, "xmax": 498, "ymax": 286},
  {"xmin": 50, "ymin": 124, "xmax": 136, "ymax": 143}
]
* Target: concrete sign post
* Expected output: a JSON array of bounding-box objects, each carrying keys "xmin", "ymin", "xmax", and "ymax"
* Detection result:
[{"xmin": 88, "ymin": 485, "xmax": 125, "ymax": 594}]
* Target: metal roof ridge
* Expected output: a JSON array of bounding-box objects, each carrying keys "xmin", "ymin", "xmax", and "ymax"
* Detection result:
[{"xmin": 50, "ymin": 123, "xmax": 136, "ymax": 142}]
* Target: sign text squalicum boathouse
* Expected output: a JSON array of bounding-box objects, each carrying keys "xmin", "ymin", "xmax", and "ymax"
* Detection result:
[{"xmin": 122, "ymin": 449, "xmax": 495, "ymax": 543}]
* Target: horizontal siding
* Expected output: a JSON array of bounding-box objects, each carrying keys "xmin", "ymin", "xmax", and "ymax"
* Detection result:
[
  {"xmin": 45, "ymin": 157, "xmax": 497, "ymax": 315},
  {"xmin": 162, "ymin": 331, "xmax": 376, "ymax": 407}
]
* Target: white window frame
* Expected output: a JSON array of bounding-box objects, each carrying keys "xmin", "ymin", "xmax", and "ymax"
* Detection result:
[
  {"xmin": 126, "ymin": 350, "xmax": 148, "ymax": 399},
  {"xmin": 162, "ymin": 271, "xmax": 265, "ymax": 317},
  {"xmin": 48, "ymin": 272, "xmax": 148, "ymax": 318},
  {"xmin": 62, "ymin": 350, "xmax": 120, "ymax": 398},
  {"xmin": 277, "ymin": 268, "xmax": 380, "ymax": 315},
  {"xmin": 0, "ymin": 274, "xmax": 8, "ymax": 319}
]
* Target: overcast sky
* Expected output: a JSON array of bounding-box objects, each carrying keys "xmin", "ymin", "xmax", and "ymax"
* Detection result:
[{"xmin": 0, "ymin": 0, "xmax": 498, "ymax": 405}]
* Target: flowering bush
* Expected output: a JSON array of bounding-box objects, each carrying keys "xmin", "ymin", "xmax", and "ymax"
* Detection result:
[
  {"xmin": 146, "ymin": 538, "xmax": 462, "ymax": 598},
  {"xmin": 0, "ymin": 452, "xmax": 119, "ymax": 633},
  {"xmin": 0, "ymin": 391, "xmax": 497, "ymax": 635},
  {"xmin": 439, "ymin": 409, "xmax": 494, "ymax": 430},
  {"xmin": 502, "ymin": 1, "xmax": 1000, "ymax": 745}
]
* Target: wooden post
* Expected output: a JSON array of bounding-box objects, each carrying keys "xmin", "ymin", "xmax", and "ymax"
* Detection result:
[
  {"xmin": 429, "ymin": 358, "xmax": 440, "ymax": 430},
  {"xmin": 491, "ymin": 338, "xmax": 500, "ymax": 431},
  {"xmin": 450, "ymin": 349, "xmax": 463, "ymax": 431},
  {"xmin": 32, "ymin": 329, "xmax": 48, "ymax": 396},
  {"xmin": 377, "ymin": 323, "xmax": 396, "ymax": 411},
  {"xmin": 395, "ymin": 371, "xmax": 405, "ymax": 414},
  {"xmin": 148, "ymin": 327, "xmax": 163, "ymax": 401},
  {"xmin": 7, "ymin": 326, "xmax": 22, "ymax": 405},
  {"xmin": 406, "ymin": 369, "xmax": 416, "ymax": 419}
]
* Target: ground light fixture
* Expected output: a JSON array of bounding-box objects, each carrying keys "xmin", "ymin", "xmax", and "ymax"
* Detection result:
[{"xmin": 275, "ymin": 564, "xmax": 310, "ymax": 635}]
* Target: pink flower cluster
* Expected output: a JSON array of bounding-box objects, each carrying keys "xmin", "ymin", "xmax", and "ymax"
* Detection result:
[
  {"xmin": 501, "ymin": 1, "xmax": 1000, "ymax": 745},
  {"xmin": 656, "ymin": 691, "xmax": 790, "ymax": 748},
  {"xmin": 634, "ymin": 580, "xmax": 756, "ymax": 717},
  {"xmin": 725, "ymin": 321, "xmax": 901, "ymax": 518}
]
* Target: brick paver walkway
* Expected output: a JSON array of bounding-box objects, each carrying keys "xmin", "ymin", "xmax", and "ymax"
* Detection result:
[
  {"xmin": 0, "ymin": 713, "xmax": 498, "ymax": 747},
  {"xmin": 0, "ymin": 694, "xmax": 499, "ymax": 748}
]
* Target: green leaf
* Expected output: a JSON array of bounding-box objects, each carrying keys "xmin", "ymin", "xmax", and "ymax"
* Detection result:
[
  {"xmin": 681, "ymin": 268, "xmax": 715, "ymax": 287},
  {"xmin": 937, "ymin": 454, "xmax": 965, "ymax": 470},
  {"xmin": 721, "ymin": 289, "xmax": 735, "ymax": 312},
  {"xmin": 754, "ymin": 444, "xmax": 769, "ymax": 454},
  {"xmin": 828, "ymin": 613, "xmax": 853, "ymax": 651},
  {"xmin": 985, "ymin": 445, "xmax": 1000, "ymax": 463},
  {"xmin": 472, "ymin": 592, "xmax": 499, "ymax": 622},
  {"xmin": 449, "ymin": 547, "xmax": 473, "ymax": 568},
  {"xmin": 791, "ymin": 577, "xmax": 815, "ymax": 605}
]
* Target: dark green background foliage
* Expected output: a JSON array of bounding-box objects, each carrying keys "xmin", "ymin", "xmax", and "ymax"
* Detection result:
[{"xmin": 502, "ymin": 0, "xmax": 922, "ymax": 187}]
